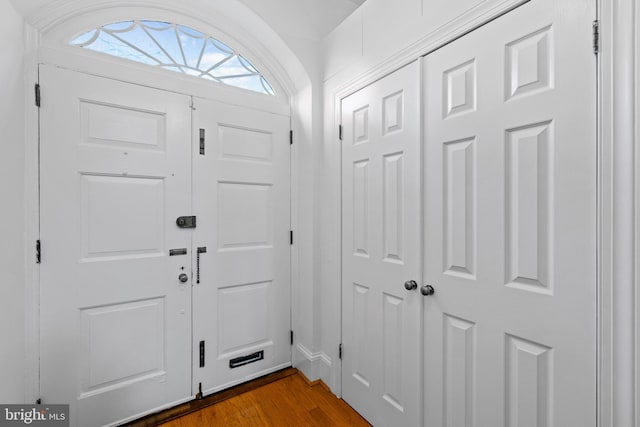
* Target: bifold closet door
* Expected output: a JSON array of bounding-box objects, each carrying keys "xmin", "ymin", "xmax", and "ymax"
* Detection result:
[
  {"xmin": 423, "ymin": 0, "xmax": 597, "ymax": 425},
  {"xmin": 192, "ymin": 98, "xmax": 291, "ymax": 395},
  {"xmin": 39, "ymin": 65, "xmax": 192, "ymax": 427},
  {"xmin": 341, "ymin": 60, "xmax": 422, "ymax": 427}
]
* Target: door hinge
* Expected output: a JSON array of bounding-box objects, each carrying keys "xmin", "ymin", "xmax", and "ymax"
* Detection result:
[
  {"xmin": 338, "ymin": 124, "xmax": 343, "ymax": 141},
  {"xmin": 36, "ymin": 240, "xmax": 41, "ymax": 264},
  {"xmin": 593, "ymin": 20, "xmax": 599, "ymax": 54},
  {"xmin": 289, "ymin": 130, "xmax": 293, "ymax": 145},
  {"xmin": 35, "ymin": 84, "xmax": 41, "ymax": 107},
  {"xmin": 199, "ymin": 340, "xmax": 205, "ymax": 368},
  {"xmin": 290, "ymin": 230, "xmax": 293, "ymax": 245},
  {"xmin": 199, "ymin": 128, "xmax": 205, "ymax": 155},
  {"xmin": 290, "ymin": 330, "xmax": 294, "ymax": 345},
  {"xmin": 339, "ymin": 343, "xmax": 343, "ymax": 360}
]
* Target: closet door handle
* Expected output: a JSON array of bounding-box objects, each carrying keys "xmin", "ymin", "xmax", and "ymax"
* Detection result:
[
  {"xmin": 421, "ymin": 285, "xmax": 435, "ymax": 296},
  {"xmin": 404, "ymin": 280, "xmax": 418, "ymax": 291}
]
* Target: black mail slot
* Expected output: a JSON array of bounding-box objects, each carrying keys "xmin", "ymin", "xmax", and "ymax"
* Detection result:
[{"xmin": 229, "ymin": 350, "xmax": 264, "ymax": 369}]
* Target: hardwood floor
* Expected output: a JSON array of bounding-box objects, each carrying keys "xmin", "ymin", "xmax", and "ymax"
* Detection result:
[
  {"xmin": 127, "ymin": 369, "xmax": 370, "ymax": 427},
  {"xmin": 161, "ymin": 372, "xmax": 370, "ymax": 427}
]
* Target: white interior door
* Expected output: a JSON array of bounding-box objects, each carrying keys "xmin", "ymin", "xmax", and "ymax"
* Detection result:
[
  {"xmin": 192, "ymin": 98, "xmax": 291, "ymax": 395},
  {"xmin": 423, "ymin": 0, "xmax": 596, "ymax": 425},
  {"xmin": 341, "ymin": 60, "xmax": 422, "ymax": 426},
  {"xmin": 39, "ymin": 65, "xmax": 192, "ymax": 426}
]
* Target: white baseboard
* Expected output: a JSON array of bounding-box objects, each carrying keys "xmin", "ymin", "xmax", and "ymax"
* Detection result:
[{"xmin": 293, "ymin": 343, "xmax": 334, "ymax": 391}]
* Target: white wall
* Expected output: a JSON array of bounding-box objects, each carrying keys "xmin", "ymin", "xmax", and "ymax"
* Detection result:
[
  {"xmin": 0, "ymin": 0, "xmax": 26, "ymax": 404},
  {"xmin": 317, "ymin": 0, "xmax": 527, "ymax": 392},
  {"xmin": 287, "ymin": 37, "xmax": 325, "ymax": 378}
]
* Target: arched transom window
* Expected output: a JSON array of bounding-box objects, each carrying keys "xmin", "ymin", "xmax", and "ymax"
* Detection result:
[{"xmin": 70, "ymin": 20, "xmax": 276, "ymax": 95}]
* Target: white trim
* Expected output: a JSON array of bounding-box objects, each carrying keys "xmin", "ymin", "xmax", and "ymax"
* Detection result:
[
  {"xmin": 293, "ymin": 343, "xmax": 333, "ymax": 390},
  {"xmin": 295, "ymin": 343, "xmax": 333, "ymax": 367},
  {"xmin": 598, "ymin": 0, "xmax": 638, "ymax": 425},
  {"xmin": 635, "ymin": 1, "xmax": 640, "ymax": 419},
  {"xmin": 289, "ymin": 100, "xmax": 299, "ymax": 378},
  {"xmin": 23, "ymin": 23, "xmax": 40, "ymax": 404}
]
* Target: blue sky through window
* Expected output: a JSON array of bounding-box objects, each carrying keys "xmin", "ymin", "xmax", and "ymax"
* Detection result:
[{"xmin": 70, "ymin": 20, "xmax": 275, "ymax": 95}]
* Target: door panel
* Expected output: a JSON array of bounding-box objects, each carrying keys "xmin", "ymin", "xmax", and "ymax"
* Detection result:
[
  {"xmin": 40, "ymin": 65, "xmax": 192, "ymax": 427},
  {"xmin": 341, "ymin": 60, "xmax": 422, "ymax": 426},
  {"xmin": 193, "ymin": 98, "xmax": 291, "ymax": 394},
  {"xmin": 423, "ymin": 0, "xmax": 596, "ymax": 425}
]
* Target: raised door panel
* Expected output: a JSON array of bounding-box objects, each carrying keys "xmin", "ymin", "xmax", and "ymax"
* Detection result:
[
  {"xmin": 383, "ymin": 152, "xmax": 404, "ymax": 263},
  {"xmin": 505, "ymin": 335, "xmax": 552, "ymax": 427},
  {"xmin": 342, "ymin": 60, "xmax": 422, "ymax": 427},
  {"xmin": 505, "ymin": 122, "xmax": 553, "ymax": 294},
  {"xmin": 443, "ymin": 315, "xmax": 476, "ymax": 427},
  {"xmin": 443, "ymin": 138, "xmax": 476, "ymax": 279}
]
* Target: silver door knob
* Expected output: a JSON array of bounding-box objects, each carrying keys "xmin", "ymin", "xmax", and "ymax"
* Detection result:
[
  {"xmin": 421, "ymin": 285, "xmax": 435, "ymax": 296},
  {"xmin": 178, "ymin": 273, "xmax": 189, "ymax": 283},
  {"xmin": 404, "ymin": 280, "xmax": 418, "ymax": 291}
]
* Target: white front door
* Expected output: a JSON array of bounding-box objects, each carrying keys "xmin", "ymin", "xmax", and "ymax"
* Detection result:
[
  {"xmin": 39, "ymin": 65, "xmax": 192, "ymax": 426},
  {"xmin": 192, "ymin": 98, "xmax": 291, "ymax": 395},
  {"xmin": 341, "ymin": 60, "xmax": 422, "ymax": 426},
  {"xmin": 423, "ymin": 0, "xmax": 597, "ymax": 425}
]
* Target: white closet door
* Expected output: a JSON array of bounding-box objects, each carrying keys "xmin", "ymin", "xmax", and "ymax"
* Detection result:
[
  {"xmin": 423, "ymin": 0, "xmax": 596, "ymax": 425},
  {"xmin": 192, "ymin": 98, "xmax": 291, "ymax": 395},
  {"xmin": 341, "ymin": 60, "xmax": 422, "ymax": 427},
  {"xmin": 40, "ymin": 65, "xmax": 192, "ymax": 427}
]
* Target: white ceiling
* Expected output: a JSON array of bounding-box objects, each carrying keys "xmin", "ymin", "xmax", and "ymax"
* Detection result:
[{"xmin": 237, "ymin": 0, "xmax": 365, "ymax": 40}]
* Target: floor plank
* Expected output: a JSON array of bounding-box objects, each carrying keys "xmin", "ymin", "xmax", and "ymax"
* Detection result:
[{"xmin": 159, "ymin": 372, "xmax": 370, "ymax": 427}]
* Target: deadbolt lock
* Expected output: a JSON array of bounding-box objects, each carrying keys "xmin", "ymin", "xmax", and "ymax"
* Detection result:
[{"xmin": 176, "ymin": 216, "xmax": 196, "ymax": 228}]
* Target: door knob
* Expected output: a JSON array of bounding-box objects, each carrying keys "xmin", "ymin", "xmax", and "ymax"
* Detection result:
[
  {"xmin": 178, "ymin": 273, "xmax": 189, "ymax": 283},
  {"xmin": 421, "ymin": 284, "xmax": 435, "ymax": 296},
  {"xmin": 404, "ymin": 280, "xmax": 418, "ymax": 291}
]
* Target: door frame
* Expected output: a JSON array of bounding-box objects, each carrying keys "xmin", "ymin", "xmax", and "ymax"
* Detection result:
[
  {"xmin": 597, "ymin": 1, "xmax": 639, "ymax": 425},
  {"xmin": 332, "ymin": 1, "xmax": 635, "ymax": 426},
  {"xmin": 22, "ymin": 17, "xmax": 295, "ymax": 407}
]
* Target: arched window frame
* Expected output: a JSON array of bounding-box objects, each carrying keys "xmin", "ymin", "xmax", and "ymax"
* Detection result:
[
  {"xmin": 36, "ymin": 6, "xmax": 293, "ymax": 109},
  {"xmin": 68, "ymin": 20, "xmax": 276, "ymax": 96}
]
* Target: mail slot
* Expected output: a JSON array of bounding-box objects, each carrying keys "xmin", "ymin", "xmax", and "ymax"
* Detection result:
[{"xmin": 229, "ymin": 350, "xmax": 264, "ymax": 369}]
